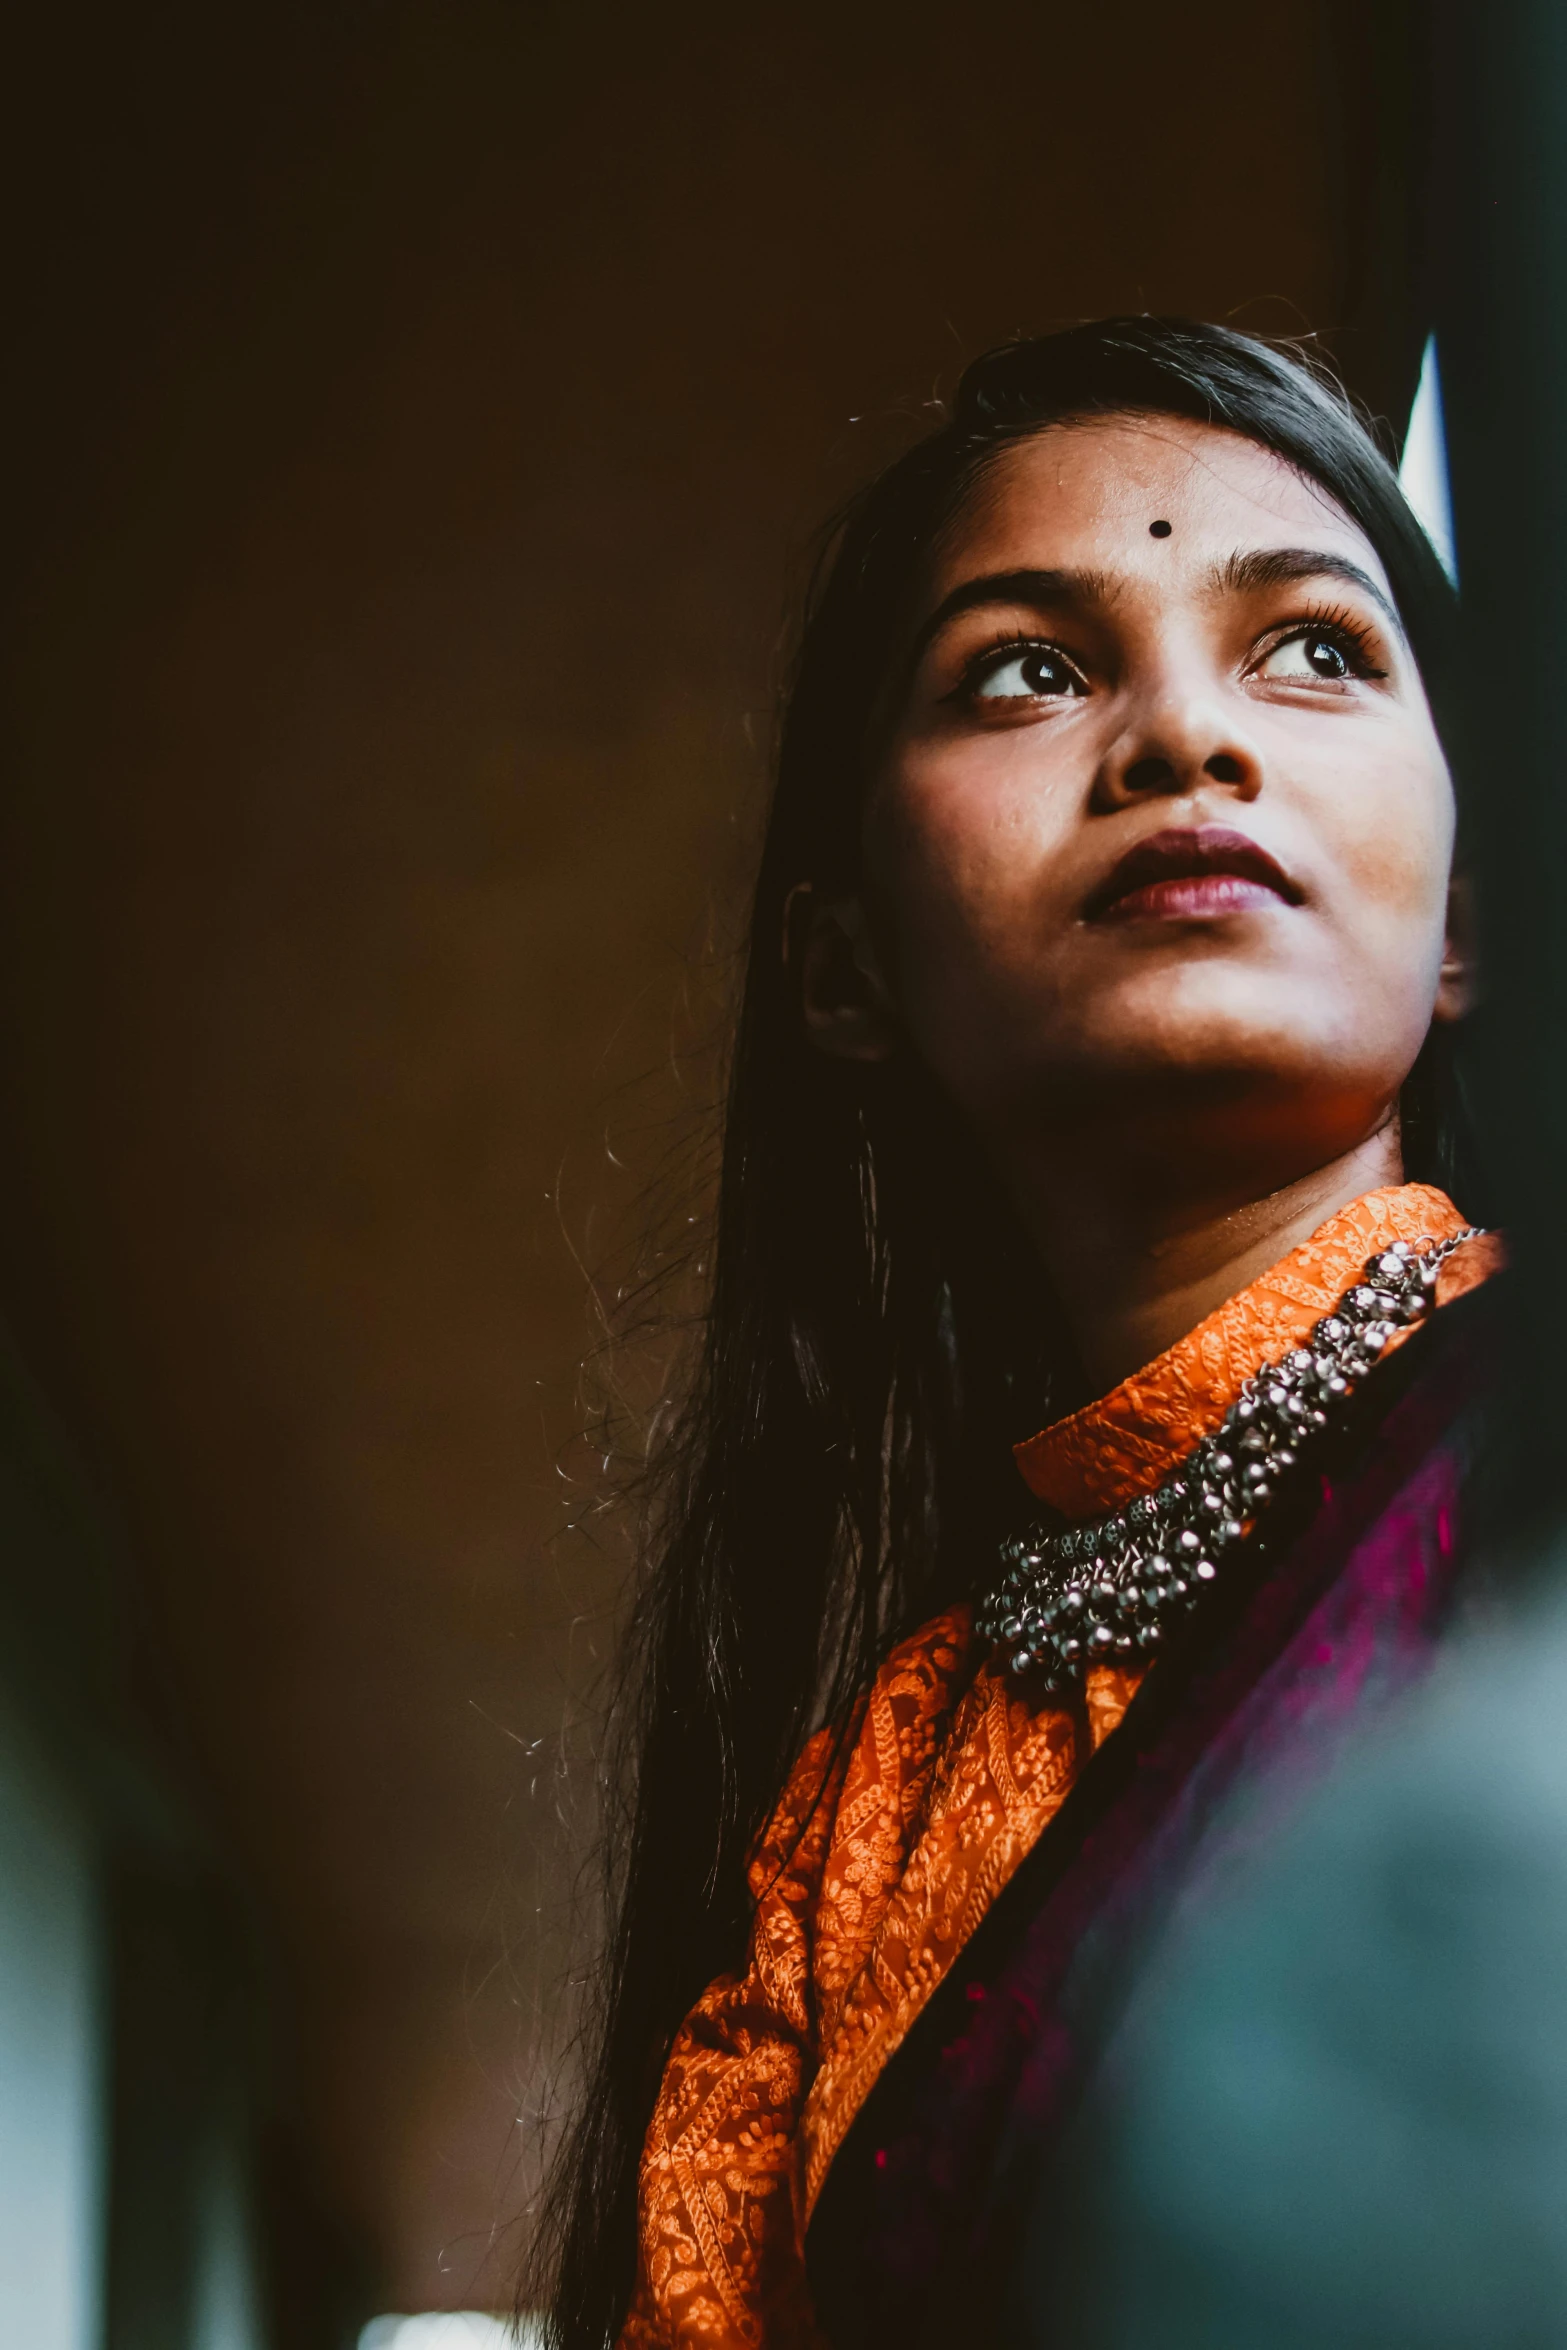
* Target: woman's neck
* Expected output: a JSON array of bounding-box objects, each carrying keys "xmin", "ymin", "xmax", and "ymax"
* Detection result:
[{"xmin": 1020, "ymin": 1119, "xmax": 1406, "ymax": 1397}]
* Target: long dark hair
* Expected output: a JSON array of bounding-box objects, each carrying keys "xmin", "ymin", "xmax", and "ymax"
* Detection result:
[{"xmin": 533, "ymin": 317, "xmax": 1470, "ymax": 2347}]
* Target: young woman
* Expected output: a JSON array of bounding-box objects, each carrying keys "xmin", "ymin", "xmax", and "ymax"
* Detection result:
[{"xmin": 537, "ymin": 318, "xmax": 1503, "ymax": 2349}]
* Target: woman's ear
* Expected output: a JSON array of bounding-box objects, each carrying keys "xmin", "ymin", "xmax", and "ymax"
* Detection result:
[
  {"xmin": 788, "ymin": 884, "xmax": 899, "ymax": 1062},
  {"xmin": 1433, "ymin": 871, "xmax": 1480, "ymax": 1024}
]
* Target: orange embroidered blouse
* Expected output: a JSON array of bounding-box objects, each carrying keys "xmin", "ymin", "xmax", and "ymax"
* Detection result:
[{"xmin": 618, "ymin": 1185, "xmax": 1501, "ymax": 2349}]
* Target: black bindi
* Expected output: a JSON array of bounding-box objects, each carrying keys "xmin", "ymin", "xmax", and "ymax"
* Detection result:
[{"xmin": 1149, "ymin": 518, "xmax": 1173, "ymax": 538}]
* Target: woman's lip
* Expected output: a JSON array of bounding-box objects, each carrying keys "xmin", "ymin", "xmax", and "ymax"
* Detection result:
[
  {"xmin": 1097, "ymin": 872, "xmax": 1290, "ymax": 923},
  {"xmin": 1083, "ymin": 825, "xmax": 1301, "ymax": 923}
]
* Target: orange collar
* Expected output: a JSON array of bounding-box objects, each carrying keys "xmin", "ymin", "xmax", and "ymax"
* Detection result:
[{"xmin": 1014, "ymin": 1184, "xmax": 1484, "ymax": 1520}]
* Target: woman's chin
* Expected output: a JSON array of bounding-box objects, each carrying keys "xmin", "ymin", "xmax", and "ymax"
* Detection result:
[
  {"xmin": 1045, "ymin": 965, "xmax": 1395, "ymax": 1090},
  {"xmin": 1019, "ymin": 1015, "xmax": 1404, "ymax": 1139}
]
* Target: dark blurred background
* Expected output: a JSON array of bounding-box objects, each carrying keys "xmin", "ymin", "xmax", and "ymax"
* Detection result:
[{"xmin": 1, "ymin": 4, "xmax": 1432, "ymax": 2340}]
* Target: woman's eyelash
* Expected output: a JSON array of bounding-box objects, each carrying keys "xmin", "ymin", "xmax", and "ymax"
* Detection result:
[
  {"xmin": 953, "ymin": 633, "xmax": 1078, "ymax": 694},
  {"xmin": 1266, "ymin": 604, "xmax": 1388, "ymax": 677}
]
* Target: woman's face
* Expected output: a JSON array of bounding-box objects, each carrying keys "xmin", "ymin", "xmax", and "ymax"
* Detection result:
[{"xmin": 840, "ymin": 416, "xmax": 1465, "ymax": 1183}]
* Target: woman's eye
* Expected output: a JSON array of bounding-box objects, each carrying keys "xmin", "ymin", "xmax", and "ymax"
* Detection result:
[
  {"xmin": 1257, "ymin": 629, "xmax": 1359, "ymax": 685},
  {"xmin": 970, "ymin": 643, "xmax": 1086, "ymax": 701}
]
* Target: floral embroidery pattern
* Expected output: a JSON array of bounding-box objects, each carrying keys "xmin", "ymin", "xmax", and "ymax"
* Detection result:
[{"xmin": 618, "ymin": 1613, "xmax": 1114, "ymax": 2345}]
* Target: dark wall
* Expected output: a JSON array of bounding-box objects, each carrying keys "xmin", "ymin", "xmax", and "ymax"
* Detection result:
[{"xmin": 4, "ymin": 0, "xmax": 1426, "ymax": 2313}]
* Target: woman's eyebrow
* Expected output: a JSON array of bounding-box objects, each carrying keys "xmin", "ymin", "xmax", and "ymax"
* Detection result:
[
  {"xmin": 1214, "ymin": 545, "xmax": 1403, "ymax": 632},
  {"xmin": 909, "ymin": 566, "xmax": 1114, "ymax": 665}
]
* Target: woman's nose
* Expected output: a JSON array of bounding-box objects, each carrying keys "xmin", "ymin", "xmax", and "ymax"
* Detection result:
[{"xmin": 1094, "ymin": 700, "xmax": 1263, "ymax": 810}]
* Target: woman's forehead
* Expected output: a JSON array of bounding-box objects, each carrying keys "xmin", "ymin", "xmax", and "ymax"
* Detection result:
[{"xmin": 930, "ymin": 415, "xmax": 1389, "ymax": 602}]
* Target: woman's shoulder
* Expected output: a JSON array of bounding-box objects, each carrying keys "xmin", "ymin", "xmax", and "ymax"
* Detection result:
[
  {"xmin": 876, "ymin": 1599, "xmax": 979, "ymax": 1701},
  {"xmin": 748, "ymin": 1603, "xmax": 981, "ymax": 1887},
  {"xmin": 835, "ymin": 1600, "xmax": 983, "ymax": 1766},
  {"xmin": 1436, "ymin": 1227, "xmax": 1506, "ymax": 1306}
]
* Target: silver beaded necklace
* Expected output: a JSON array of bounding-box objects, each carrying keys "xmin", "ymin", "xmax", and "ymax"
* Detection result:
[{"xmin": 978, "ymin": 1228, "xmax": 1481, "ymax": 1694}]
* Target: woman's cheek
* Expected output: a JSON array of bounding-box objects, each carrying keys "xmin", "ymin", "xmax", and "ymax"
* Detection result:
[
  {"xmin": 1298, "ymin": 739, "xmax": 1454, "ymax": 949},
  {"xmin": 1354, "ymin": 821, "xmax": 1454, "ymax": 957},
  {"xmin": 873, "ymin": 760, "xmax": 1035, "ymax": 937}
]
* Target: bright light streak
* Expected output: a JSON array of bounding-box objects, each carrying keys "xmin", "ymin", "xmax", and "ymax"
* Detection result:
[
  {"xmin": 1399, "ymin": 333, "xmax": 1459, "ymax": 585},
  {"xmin": 358, "ymin": 2316, "xmax": 538, "ymax": 2350}
]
